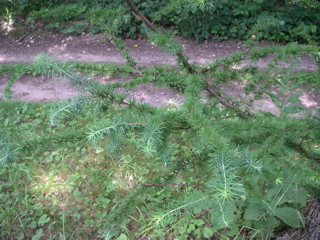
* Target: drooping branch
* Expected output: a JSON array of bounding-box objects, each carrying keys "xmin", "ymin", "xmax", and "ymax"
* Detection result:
[
  {"xmin": 124, "ymin": 0, "xmax": 156, "ymax": 31},
  {"xmin": 124, "ymin": 0, "xmax": 253, "ymax": 116},
  {"xmin": 124, "ymin": 0, "xmax": 195, "ymax": 74},
  {"xmin": 286, "ymin": 141, "xmax": 320, "ymax": 161},
  {"xmin": 206, "ymin": 83, "xmax": 251, "ymax": 119},
  {"xmin": 312, "ymin": 115, "xmax": 320, "ymax": 122}
]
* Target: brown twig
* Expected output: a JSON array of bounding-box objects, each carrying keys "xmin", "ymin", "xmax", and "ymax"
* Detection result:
[
  {"xmin": 124, "ymin": 0, "xmax": 253, "ymax": 116},
  {"xmin": 17, "ymin": 32, "xmax": 29, "ymax": 43},
  {"xmin": 124, "ymin": 0, "xmax": 195, "ymax": 74},
  {"xmin": 286, "ymin": 141, "xmax": 320, "ymax": 161},
  {"xmin": 212, "ymin": 115, "xmax": 235, "ymax": 121},
  {"xmin": 311, "ymin": 115, "xmax": 320, "ymax": 122},
  {"xmin": 206, "ymin": 83, "xmax": 251, "ymax": 119},
  {"xmin": 124, "ymin": 0, "xmax": 156, "ymax": 31},
  {"xmin": 194, "ymin": 207, "xmax": 213, "ymax": 219}
]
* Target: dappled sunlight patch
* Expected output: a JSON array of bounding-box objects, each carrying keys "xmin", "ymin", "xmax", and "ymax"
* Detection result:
[
  {"xmin": 113, "ymin": 155, "xmax": 141, "ymax": 190},
  {"xmin": 32, "ymin": 173, "xmax": 68, "ymax": 196},
  {"xmin": 300, "ymin": 92, "xmax": 318, "ymax": 108},
  {"xmin": 0, "ymin": 10, "xmax": 14, "ymax": 34}
]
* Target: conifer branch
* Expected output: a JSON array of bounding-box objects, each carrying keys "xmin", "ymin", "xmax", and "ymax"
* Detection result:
[
  {"xmin": 103, "ymin": 23, "xmax": 141, "ymax": 74},
  {"xmin": 124, "ymin": 0, "xmax": 195, "ymax": 74},
  {"xmin": 87, "ymin": 121, "xmax": 143, "ymax": 143},
  {"xmin": 118, "ymin": 99, "xmax": 155, "ymax": 114},
  {"xmin": 138, "ymin": 182, "xmax": 199, "ymax": 189},
  {"xmin": 206, "ymin": 83, "xmax": 251, "ymax": 119},
  {"xmin": 123, "ymin": 1, "xmax": 274, "ymax": 117},
  {"xmin": 211, "ymin": 197, "xmax": 235, "ymax": 230},
  {"xmin": 286, "ymin": 141, "xmax": 320, "ymax": 161},
  {"xmin": 311, "ymin": 115, "xmax": 320, "ymax": 122},
  {"xmin": 0, "ymin": 147, "xmax": 21, "ymax": 166},
  {"xmin": 154, "ymin": 195, "xmax": 210, "ymax": 225},
  {"xmin": 124, "ymin": 0, "xmax": 156, "ymax": 31}
]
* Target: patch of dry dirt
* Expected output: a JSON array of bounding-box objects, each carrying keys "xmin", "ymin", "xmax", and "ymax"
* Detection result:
[{"xmin": 0, "ymin": 32, "xmax": 319, "ymax": 115}]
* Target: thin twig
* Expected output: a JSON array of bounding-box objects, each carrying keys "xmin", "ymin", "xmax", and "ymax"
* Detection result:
[
  {"xmin": 206, "ymin": 83, "xmax": 251, "ymax": 119},
  {"xmin": 138, "ymin": 181, "xmax": 200, "ymax": 190},
  {"xmin": 194, "ymin": 207, "xmax": 213, "ymax": 219},
  {"xmin": 17, "ymin": 32, "xmax": 29, "ymax": 43},
  {"xmin": 124, "ymin": 0, "xmax": 195, "ymax": 74}
]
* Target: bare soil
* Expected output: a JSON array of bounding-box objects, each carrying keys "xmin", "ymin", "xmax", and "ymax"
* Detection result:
[{"xmin": 0, "ymin": 32, "xmax": 319, "ymax": 115}]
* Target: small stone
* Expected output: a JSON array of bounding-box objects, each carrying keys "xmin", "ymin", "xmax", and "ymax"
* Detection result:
[
  {"xmin": 27, "ymin": 45, "xmax": 30, "ymax": 47},
  {"xmin": 83, "ymin": 51, "xmax": 86, "ymax": 54},
  {"xmin": 212, "ymin": 54, "xmax": 216, "ymax": 57},
  {"xmin": 30, "ymin": 40, "xmax": 34, "ymax": 44},
  {"xmin": 61, "ymin": 40, "xmax": 65, "ymax": 43},
  {"xmin": 81, "ymin": 32, "xmax": 85, "ymax": 35}
]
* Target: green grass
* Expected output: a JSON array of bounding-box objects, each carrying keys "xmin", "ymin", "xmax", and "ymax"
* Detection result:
[
  {"xmin": 0, "ymin": 101, "xmax": 181, "ymax": 239},
  {"xmin": 1, "ymin": 99, "xmax": 319, "ymax": 239},
  {"xmin": 0, "ymin": 52, "xmax": 319, "ymax": 239}
]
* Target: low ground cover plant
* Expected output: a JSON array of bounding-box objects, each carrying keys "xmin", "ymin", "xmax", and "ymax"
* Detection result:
[
  {"xmin": 1, "ymin": 0, "xmax": 320, "ymax": 239},
  {"xmin": 1, "ymin": 0, "xmax": 320, "ymax": 43}
]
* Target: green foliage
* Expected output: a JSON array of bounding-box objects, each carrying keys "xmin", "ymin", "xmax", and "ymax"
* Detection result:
[
  {"xmin": 208, "ymin": 0, "xmax": 320, "ymax": 43},
  {"xmin": 26, "ymin": 4, "xmax": 87, "ymax": 33},
  {"xmin": 266, "ymin": 59, "xmax": 307, "ymax": 118},
  {"xmin": 22, "ymin": 0, "xmax": 168, "ymax": 37},
  {"xmin": 0, "ymin": 0, "xmax": 62, "ymax": 15},
  {"xmin": 1, "ymin": 1, "xmax": 320, "ymax": 239},
  {"xmin": 151, "ymin": 0, "xmax": 216, "ymax": 42},
  {"xmin": 2, "ymin": 46, "xmax": 319, "ymax": 239},
  {"xmin": 4, "ymin": 0, "xmax": 319, "ymax": 42}
]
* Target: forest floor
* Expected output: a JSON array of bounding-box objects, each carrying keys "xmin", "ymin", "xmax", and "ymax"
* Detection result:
[
  {"xmin": 0, "ymin": 31, "xmax": 319, "ymax": 115},
  {"xmin": 1, "ymin": 31, "xmax": 319, "ymax": 239}
]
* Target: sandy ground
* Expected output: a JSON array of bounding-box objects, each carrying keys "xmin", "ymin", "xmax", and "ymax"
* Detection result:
[{"xmin": 0, "ymin": 32, "xmax": 319, "ymax": 115}]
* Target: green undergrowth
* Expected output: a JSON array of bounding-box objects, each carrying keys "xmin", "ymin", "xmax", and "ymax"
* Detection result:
[
  {"xmin": 0, "ymin": 98, "xmax": 319, "ymax": 239},
  {"xmin": 2, "ymin": 0, "xmax": 320, "ymax": 43},
  {"xmin": 1, "ymin": 51, "xmax": 320, "ymax": 239},
  {"xmin": 1, "ymin": 11, "xmax": 320, "ymax": 237},
  {"xmin": 1, "ymin": 0, "xmax": 320, "ymax": 238}
]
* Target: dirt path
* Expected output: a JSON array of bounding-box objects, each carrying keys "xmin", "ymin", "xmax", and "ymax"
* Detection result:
[{"xmin": 0, "ymin": 32, "xmax": 319, "ymax": 114}]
